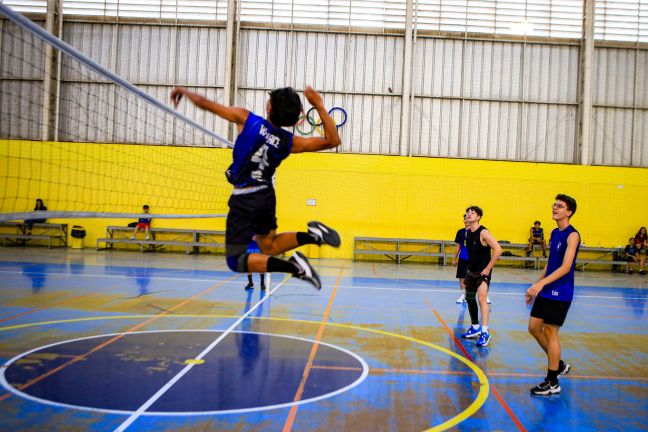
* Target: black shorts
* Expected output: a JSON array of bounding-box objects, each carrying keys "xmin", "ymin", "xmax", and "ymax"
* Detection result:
[
  {"xmin": 530, "ymin": 295, "xmax": 572, "ymax": 326},
  {"xmin": 226, "ymin": 187, "xmax": 277, "ymax": 258},
  {"xmin": 456, "ymin": 258, "xmax": 469, "ymax": 279},
  {"xmin": 464, "ymin": 270, "xmax": 491, "ymax": 291}
]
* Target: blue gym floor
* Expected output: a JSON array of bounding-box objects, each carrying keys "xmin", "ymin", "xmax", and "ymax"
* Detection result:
[{"xmin": 0, "ymin": 248, "xmax": 646, "ymax": 431}]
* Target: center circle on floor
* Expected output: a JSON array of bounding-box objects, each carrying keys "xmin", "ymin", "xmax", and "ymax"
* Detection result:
[{"xmin": 0, "ymin": 330, "xmax": 369, "ymax": 415}]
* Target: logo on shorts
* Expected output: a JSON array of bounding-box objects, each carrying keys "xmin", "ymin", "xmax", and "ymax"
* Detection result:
[{"xmin": 552, "ymin": 290, "xmax": 559, "ymax": 296}]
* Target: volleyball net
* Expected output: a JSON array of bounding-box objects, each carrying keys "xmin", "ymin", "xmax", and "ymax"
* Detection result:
[{"xmin": 0, "ymin": 4, "xmax": 233, "ymax": 222}]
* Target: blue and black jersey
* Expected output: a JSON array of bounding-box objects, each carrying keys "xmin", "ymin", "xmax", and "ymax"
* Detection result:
[
  {"xmin": 454, "ymin": 228, "xmax": 469, "ymax": 261},
  {"xmin": 226, "ymin": 112, "xmax": 293, "ymax": 188},
  {"xmin": 539, "ymin": 225, "xmax": 580, "ymax": 302}
]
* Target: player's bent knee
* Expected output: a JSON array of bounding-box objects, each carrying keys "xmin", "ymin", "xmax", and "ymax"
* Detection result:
[{"xmin": 226, "ymin": 253, "xmax": 250, "ymax": 273}]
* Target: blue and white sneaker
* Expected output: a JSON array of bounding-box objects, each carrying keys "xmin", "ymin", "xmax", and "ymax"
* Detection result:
[
  {"xmin": 477, "ymin": 331, "xmax": 491, "ymax": 347},
  {"xmin": 461, "ymin": 326, "xmax": 482, "ymax": 338},
  {"xmin": 307, "ymin": 221, "xmax": 341, "ymax": 247}
]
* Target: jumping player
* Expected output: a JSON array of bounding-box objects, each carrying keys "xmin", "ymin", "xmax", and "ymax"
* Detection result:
[
  {"xmin": 171, "ymin": 86, "xmax": 341, "ymax": 289},
  {"xmin": 526, "ymin": 194, "xmax": 579, "ymax": 395},
  {"xmin": 460, "ymin": 205, "xmax": 502, "ymax": 347}
]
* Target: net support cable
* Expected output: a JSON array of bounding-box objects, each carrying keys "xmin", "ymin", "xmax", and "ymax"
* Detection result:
[{"xmin": 0, "ymin": 4, "xmax": 233, "ymax": 222}]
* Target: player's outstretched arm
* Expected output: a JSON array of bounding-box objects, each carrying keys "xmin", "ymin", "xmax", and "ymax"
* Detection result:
[
  {"xmin": 171, "ymin": 87, "xmax": 249, "ymax": 127},
  {"xmin": 291, "ymin": 87, "xmax": 341, "ymax": 153}
]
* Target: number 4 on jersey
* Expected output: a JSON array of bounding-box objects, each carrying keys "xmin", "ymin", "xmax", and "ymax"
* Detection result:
[{"xmin": 251, "ymin": 144, "xmax": 269, "ymax": 180}]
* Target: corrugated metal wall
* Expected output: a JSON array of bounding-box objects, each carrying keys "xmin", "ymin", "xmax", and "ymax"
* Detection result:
[
  {"xmin": 410, "ymin": 39, "xmax": 579, "ymax": 162},
  {"xmin": 1, "ymin": 17, "xmax": 646, "ymax": 166},
  {"xmin": 592, "ymin": 47, "xmax": 648, "ymax": 166}
]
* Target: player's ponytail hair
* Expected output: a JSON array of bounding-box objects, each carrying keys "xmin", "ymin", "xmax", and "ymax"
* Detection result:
[{"xmin": 268, "ymin": 87, "xmax": 302, "ymax": 127}]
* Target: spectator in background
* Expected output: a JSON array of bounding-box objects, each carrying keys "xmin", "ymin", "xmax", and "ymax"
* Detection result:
[
  {"xmin": 634, "ymin": 227, "xmax": 647, "ymax": 275},
  {"xmin": 527, "ymin": 220, "xmax": 547, "ymax": 258},
  {"xmin": 131, "ymin": 205, "xmax": 152, "ymax": 241},
  {"xmin": 621, "ymin": 237, "xmax": 640, "ymax": 274},
  {"xmin": 24, "ymin": 198, "xmax": 47, "ymax": 235}
]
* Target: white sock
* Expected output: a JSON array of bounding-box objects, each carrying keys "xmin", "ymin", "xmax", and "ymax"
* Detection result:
[
  {"xmin": 482, "ymin": 326, "xmax": 489, "ymax": 333},
  {"xmin": 472, "ymin": 324, "xmax": 480, "ymax": 330}
]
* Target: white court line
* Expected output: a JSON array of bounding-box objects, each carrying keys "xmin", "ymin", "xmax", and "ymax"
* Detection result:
[
  {"xmin": 274, "ymin": 282, "xmax": 648, "ymax": 300},
  {"xmin": 113, "ymin": 275, "xmax": 289, "ymax": 432},
  {"xmin": 2, "ymin": 270, "xmax": 643, "ymax": 301},
  {"xmin": 0, "ymin": 270, "xmax": 223, "ymax": 284}
]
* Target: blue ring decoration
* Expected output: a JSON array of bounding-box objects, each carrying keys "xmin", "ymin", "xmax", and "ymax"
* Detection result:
[
  {"xmin": 328, "ymin": 106, "xmax": 347, "ymax": 127},
  {"xmin": 305, "ymin": 106, "xmax": 348, "ymax": 128}
]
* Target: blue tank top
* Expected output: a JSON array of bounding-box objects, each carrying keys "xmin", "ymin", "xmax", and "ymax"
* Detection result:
[
  {"xmin": 247, "ymin": 239, "xmax": 260, "ymax": 253},
  {"xmin": 532, "ymin": 227, "xmax": 544, "ymax": 238},
  {"xmin": 539, "ymin": 225, "xmax": 580, "ymax": 302},
  {"xmin": 455, "ymin": 228, "xmax": 469, "ymax": 260},
  {"xmin": 226, "ymin": 113, "xmax": 293, "ymax": 188}
]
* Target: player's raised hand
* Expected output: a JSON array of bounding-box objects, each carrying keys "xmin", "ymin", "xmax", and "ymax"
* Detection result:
[
  {"xmin": 170, "ymin": 87, "xmax": 186, "ymax": 107},
  {"xmin": 304, "ymin": 86, "xmax": 324, "ymax": 108}
]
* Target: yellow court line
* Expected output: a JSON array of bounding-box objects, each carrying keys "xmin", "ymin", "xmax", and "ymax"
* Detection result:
[{"xmin": 0, "ymin": 313, "xmax": 488, "ymax": 431}]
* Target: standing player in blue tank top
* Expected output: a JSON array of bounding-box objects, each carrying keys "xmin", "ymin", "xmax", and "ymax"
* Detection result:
[
  {"xmin": 452, "ymin": 214, "xmax": 471, "ymax": 304},
  {"xmin": 171, "ymin": 86, "xmax": 341, "ymax": 290},
  {"xmin": 526, "ymin": 194, "xmax": 580, "ymax": 395}
]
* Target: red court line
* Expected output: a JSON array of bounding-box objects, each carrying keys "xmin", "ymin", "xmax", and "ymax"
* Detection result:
[
  {"xmin": 0, "ymin": 294, "xmax": 89, "ymax": 324},
  {"xmin": 282, "ymin": 267, "xmax": 344, "ymax": 432},
  {"xmin": 426, "ymin": 299, "xmax": 527, "ymax": 432},
  {"xmin": 0, "ymin": 274, "xmax": 239, "ymax": 403}
]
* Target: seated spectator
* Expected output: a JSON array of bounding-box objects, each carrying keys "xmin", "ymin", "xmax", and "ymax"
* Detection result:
[
  {"xmin": 634, "ymin": 227, "xmax": 647, "ymax": 275},
  {"xmin": 621, "ymin": 238, "xmax": 640, "ymax": 274},
  {"xmin": 526, "ymin": 220, "xmax": 547, "ymax": 258},
  {"xmin": 131, "ymin": 205, "xmax": 152, "ymax": 241},
  {"xmin": 24, "ymin": 198, "xmax": 47, "ymax": 235}
]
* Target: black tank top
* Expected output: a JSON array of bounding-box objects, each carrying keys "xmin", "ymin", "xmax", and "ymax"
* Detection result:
[{"xmin": 467, "ymin": 225, "xmax": 491, "ymax": 273}]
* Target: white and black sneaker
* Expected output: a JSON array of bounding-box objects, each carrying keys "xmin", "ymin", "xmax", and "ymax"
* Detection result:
[
  {"xmin": 290, "ymin": 251, "xmax": 322, "ymax": 290},
  {"xmin": 558, "ymin": 360, "xmax": 571, "ymax": 376},
  {"xmin": 307, "ymin": 221, "xmax": 341, "ymax": 248},
  {"xmin": 530, "ymin": 379, "xmax": 561, "ymax": 395}
]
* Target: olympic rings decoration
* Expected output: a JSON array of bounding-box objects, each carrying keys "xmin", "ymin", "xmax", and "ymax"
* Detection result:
[{"xmin": 295, "ymin": 106, "xmax": 348, "ymax": 136}]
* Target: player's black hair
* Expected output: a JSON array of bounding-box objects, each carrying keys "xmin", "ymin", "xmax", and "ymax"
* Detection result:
[
  {"xmin": 465, "ymin": 205, "xmax": 483, "ymax": 217},
  {"xmin": 555, "ymin": 194, "xmax": 577, "ymax": 217},
  {"xmin": 268, "ymin": 87, "xmax": 302, "ymax": 127},
  {"xmin": 143, "ymin": 205, "xmax": 149, "ymax": 210}
]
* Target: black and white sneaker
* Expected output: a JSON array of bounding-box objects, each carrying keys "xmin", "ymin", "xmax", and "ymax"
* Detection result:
[
  {"xmin": 558, "ymin": 360, "xmax": 571, "ymax": 376},
  {"xmin": 307, "ymin": 221, "xmax": 341, "ymax": 248},
  {"xmin": 530, "ymin": 379, "xmax": 561, "ymax": 395},
  {"xmin": 290, "ymin": 251, "xmax": 322, "ymax": 290}
]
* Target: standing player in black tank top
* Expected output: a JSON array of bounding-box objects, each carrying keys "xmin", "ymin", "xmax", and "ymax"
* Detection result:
[{"xmin": 461, "ymin": 205, "xmax": 502, "ymax": 347}]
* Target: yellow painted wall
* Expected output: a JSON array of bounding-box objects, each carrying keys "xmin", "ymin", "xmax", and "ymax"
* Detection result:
[
  {"xmin": 276, "ymin": 152, "xmax": 648, "ymax": 259},
  {"xmin": 2, "ymin": 140, "xmax": 647, "ymax": 257}
]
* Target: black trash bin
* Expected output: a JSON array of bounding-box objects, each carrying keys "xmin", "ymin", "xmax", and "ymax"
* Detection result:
[{"xmin": 71, "ymin": 225, "xmax": 86, "ymax": 249}]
